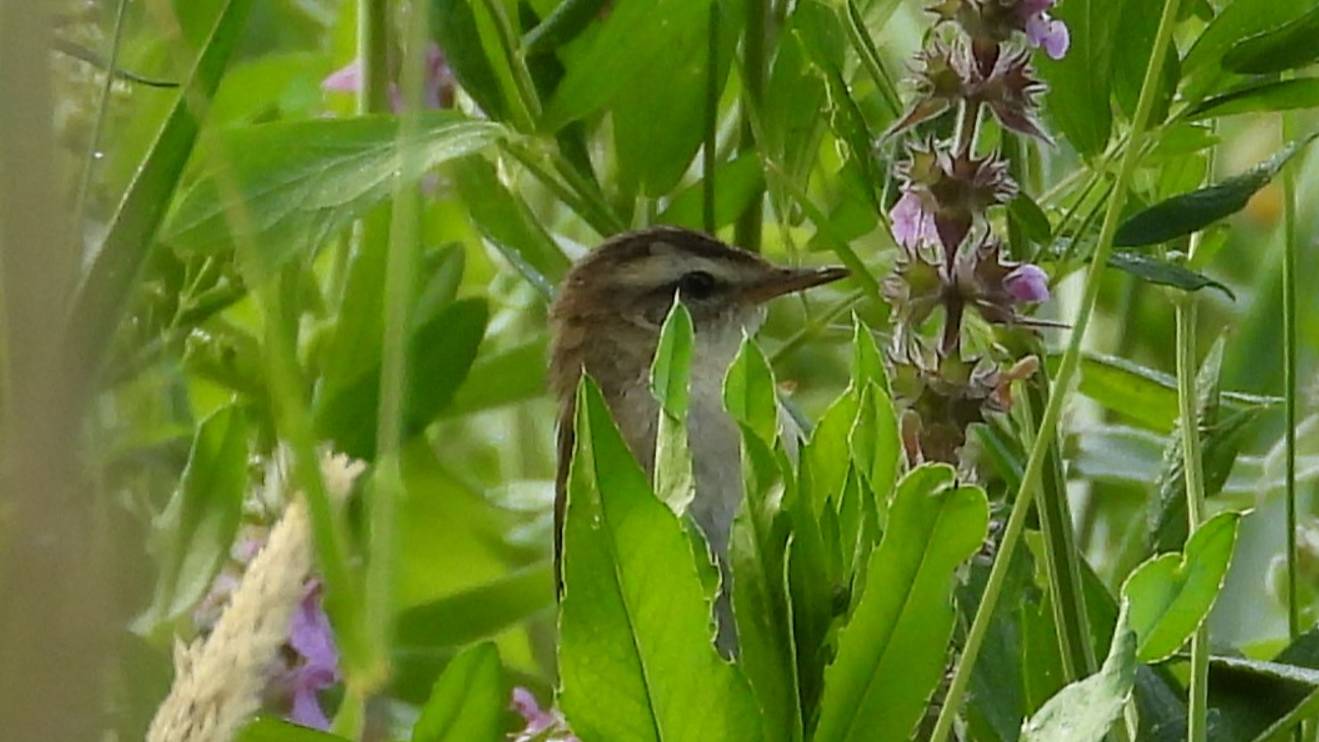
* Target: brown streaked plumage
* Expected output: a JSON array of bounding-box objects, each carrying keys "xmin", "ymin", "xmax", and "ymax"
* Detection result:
[{"xmin": 548, "ymin": 226, "xmax": 847, "ymax": 651}]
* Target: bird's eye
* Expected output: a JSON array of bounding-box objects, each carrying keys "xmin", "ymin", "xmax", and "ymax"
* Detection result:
[{"xmin": 677, "ymin": 270, "xmax": 717, "ymax": 299}]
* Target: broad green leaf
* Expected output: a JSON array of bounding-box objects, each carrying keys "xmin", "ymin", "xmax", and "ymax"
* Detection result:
[
  {"xmin": 1182, "ymin": 0, "xmax": 1303, "ymax": 98},
  {"xmin": 1036, "ymin": 0, "xmax": 1118, "ymax": 156},
  {"xmin": 315, "ymin": 298, "xmax": 488, "ymax": 459},
  {"xmin": 559, "ymin": 377, "xmax": 763, "ymax": 742},
  {"xmin": 814, "ymin": 464, "xmax": 989, "ymax": 742},
  {"xmin": 395, "ymin": 562, "xmax": 554, "ymax": 649},
  {"xmin": 848, "ymin": 382, "xmax": 900, "ymax": 514},
  {"xmin": 1106, "ymin": 251, "xmax": 1235, "ymax": 300},
  {"xmin": 657, "ymin": 155, "xmax": 766, "ymax": 231},
  {"xmin": 731, "ymin": 428, "xmax": 802, "ymax": 742},
  {"xmin": 1188, "ymin": 78, "xmax": 1319, "ymax": 121},
  {"xmin": 442, "ymin": 337, "xmax": 548, "ymax": 417},
  {"xmin": 411, "ymin": 642, "xmax": 510, "ymax": 742},
  {"xmin": 431, "ymin": 0, "xmax": 509, "ymax": 120},
  {"xmin": 1020, "ymin": 602, "xmax": 1137, "ymax": 742},
  {"xmin": 1222, "ymin": 4, "xmax": 1319, "ymax": 74},
  {"xmin": 724, "ymin": 336, "xmax": 778, "ymax": 445},
  {"xmin": 1114, "ymin": 134, "xmax": 1318, "ymax": 247},
  {"xmin": 613, "ymin": 0, "xmax": 737, "ymax": 195},
  {"xmin": 67, "ymin": 0, "xmax": 251, "ymax": 381},
  {"xmin": 1122, "ymin": 511, "xmax": 1242, "ymax": 663},
  {"xmin": 164, "ymin": 114, "xmax": 505, "ymax": 278},
  {"xmin": 136, "ymin": 404, "xmax": 249, "ymax": 631},
  {"xmin": 451, "ymin": 155, "xmax": 568, "ymax": 293},
  {"xmin": 237, "ymin": 718, "xmax": 349, "ymax": 741},
  {"xmin": 650, "ymin": 302, "xmax": 696, "ymax": 513}
]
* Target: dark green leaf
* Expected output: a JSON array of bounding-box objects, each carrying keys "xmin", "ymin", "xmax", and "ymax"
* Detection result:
[
  {"xmin": 559, "ymin": 377, "xmax": 763, "ymax": 741},
  {"xmin": 412, "ymin": 642, "xmax": 511, "ymax": 742},
  {"xmin": 1182, "ymin": 0, "xmax": 1303, "ymax": 99},
  {"xmin": 315, "ymin": 298, "xmax": 488, "ymax": 459},
  {"xmin": 1114, "ymin": 135, "xmax": 1316, "ymax": 247},
  {"xmin": 523, "ymin": 0, "xmax": 609, "ymax": 55},
  {"xmin": 164, "ymin": 114, "xmax": 505, "ymax": 278},
  {"xmin": 1021, "ymin": 602, "xmax": 1137, "ymax": 742},
  {"xmin": 1009, "ymin": 193, "xmax": 1053, "ymax": 244},
  {"xmin": 1122, "ymin": 512, "xmax": 1242, "ymax": 662},
  {"xmin": 136, "ymin": 405, "xmax": 249, "ymax": 632},
  {"xmin": 657, "ymin": 155, "xmax": 765, "ymax": 231},
  {"xmin": 66, "ymin": 0, "xmax": 251, "ymax": 385},
  {"xmin": 431, "ymin": 0, "xmax": 509, "ymax": 120},
  {"xmin": 1222, "ymin": 4, "xmax": 1319, "ymax": 74},
  {"xmin": 1106, "ymin": 252, "xmax": 1235, "ymax": 300},
  {"xmin": 442, "ymin": 337, "xmax": 548, "ymax": 417},
  {"xmin": 815, "ymin": 464, "xmax": 989, "ymax": 741},
  {"xmin": 1111, "ymin": 0, "xmax": 1179, "ymax": 124},
  {"xmin": 1036, "ymin": 0, "xmax": 1119, "ymax": 156},
  {"xmin": 1188, "ymin": 78, "xmax": 1319, "ymax": 121}
]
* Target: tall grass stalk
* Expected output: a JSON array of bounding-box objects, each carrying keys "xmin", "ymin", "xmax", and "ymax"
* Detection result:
[
  {"xmin": 1176, "ymin": 294, "xmax": 1209, "ymax": 742},
  {"xmin": 1282, "ymin": 110, "xmax": 1300, "ymax": 643},
  {"xmin": 929, "ymin": 0, "xmax": 1185, "ymax": 736}
]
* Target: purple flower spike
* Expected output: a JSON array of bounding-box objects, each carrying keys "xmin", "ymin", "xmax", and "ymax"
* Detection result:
[
  {"xmin": 285, "ymin": 583, "xmax": 340, "ymax": 730},
  {"xmin": 890, "ymin": 190, "xmax": 939, "ymax": 250},
  {"xmin": 321, "ymin": 43, "xmax": 455, "ymax": 111},
  {"xmin": 1018, "ymin": 1, "xmax": 1069, "ymax": 59},
  {"xmin": 1004, "ymin": 264, "xmax": 1050, "ymax": 303}
]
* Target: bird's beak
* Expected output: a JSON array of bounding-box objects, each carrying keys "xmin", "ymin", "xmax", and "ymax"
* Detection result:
[{"xmin": 741, "ymin": 265, "xmax": 850, "ymax": 304}]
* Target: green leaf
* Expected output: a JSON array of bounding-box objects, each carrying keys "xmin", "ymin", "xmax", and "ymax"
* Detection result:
[
  {"xmin": 66, "ymin": 0, "xmax": 251, "ymax": 384},
  {"xmin": 559, "ymin": 377, "xmax": 763, "ymax": 742},
  {"xmin": 1122, "ymin": 511, "xmax": 1241, "ymax": 663},
  {"xmin": 1114, "ymin": 134, "xmax": 1317, "ymax": 247},
  {"xmin": 1008, "ymin": 193, "xmax": 1053, "ymax": 244},
  {"xmin": 786, "ymin": 492, "xmax": 834, "ymax": 726},
  {"xmin": 848, "ymin": 382, "xmax": 899, "ymax": 513},
  {"xmin": 1036, "ymin": 0, "xmax": 1119, "ymax": 156},
  {"xmin": 1222, "ymin": 4, "xmax": 1319, "ymax": 74},
  {"xmin": 164, "ymin": 114, "xmax": 505, "ymax": 278},
  {"xmin": 1111, "ymin": 0, "xmax": 1178, "ymax": 124},
  {"xmin": 814, "ymin": 464, "xmax": 989, "ymax": 742},
  {"xmin": 315, "ymin": 298, "xmax": 488, "ymax": 460},
  {"xmin": 657, "ymin": 155, "xmax": 766, "ymax": 231},
  {"xmin": 524, "ymin": 0, "xmax": 610, "ymax": 55},
  {"xmin": 1020, "ymin": 602, "xmax": 1137, "ymax": 742},
  {"xmin": 237, "ymin": 717, "xmax": 349, "ymax": 741},
  {"xmin": 724, "ymin": 336, "xmax": 778, "ymax": 445},
  {"xmin": 395, "ymin": 562, "xmax": 555, "ymax": 649},
  {"xmin": 731, "ymin": 428, "xmax": 802, "ymax": 742},
  {"xmin": 442, "ymin": 337, "xmax": 548, "ymax": 417},
  {"xmin": 136, "ymin": 404, "xmax": 249, "ymax": 632},
  {"xmin": 1181, "ymin": 0, "xmax": 1303, "ymax": 98},
  {"xmin": 650, "ymin": 302, "xmax": 696, "ymax": 513},
  {"xmin": 803, "ymin": 391, "xmax": 860, "ymax": 512},
  {"xmin": 411, "ymin": 642, "xmax": 510, "ymax": 742},
  {"xmin": 451, "ymin": 155, "xmax": 568, "ymax": 293},
  {"xmin": 431, "ymin": 0, "xmax": 509, "ymax": 120},
  {"xmin": 1106, "ymin": 251, "xmax": 1235, "ymax": 300},
  {"xmin": 1187, "ymin": 78, "xmax": 1319, "ymax": 120}
]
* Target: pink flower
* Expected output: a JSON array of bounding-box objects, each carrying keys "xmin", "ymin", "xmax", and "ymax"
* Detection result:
[
  {"xmin": 1004, "ymin": 264, "xmax": 1050, "ymax": 303},
  {"xmin": 322, "ymin": 43, "xmax": 454, "ymax": 111},
  {"xmin": 1017, "ymin": 0, "xmax": 1069, "ymax": 59},
  {"xmin": 890, "ymin": 190, "xmax": 939, "ymax": 250},
  {"xmin": 283, "ymin": 583, "xmax": 340, "ymax": 730},
  {"xmin": 511, "ymin": 687, "xmax": 578, "ymax": 742}
]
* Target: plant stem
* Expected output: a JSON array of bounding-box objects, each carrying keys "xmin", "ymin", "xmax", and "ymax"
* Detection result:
[
  {"xmin": 734, "ymin": 0, "xmax": 767, "ymax": 251},
  {"xmin": 929, "ymin": 0, "xmax": 1185, "ymax": 737},
  {"xmin": 358, "ymin": 0, "xmax": 390, "ymax": 115},
  {"xmin": 71, "ymin": 0, "xmax": 129, "ymax": 247},
  {"xmin": 1282, "ymin": 108, "xmax": 1300, "ymax": 644},
  {"xmin": 843, "ymin": 0, "xmax": 901, "ymax": 118},
  {"xmin": 479, "ymin": 0, "xmax": 542, "ymax": 131},
  {"xmin": 1177, "ymin": 294, "xmax": 1209, "ymax": 742},
  {"xmin": 703, "ymin": 2, "xmax": 721, "ymax": 234}
]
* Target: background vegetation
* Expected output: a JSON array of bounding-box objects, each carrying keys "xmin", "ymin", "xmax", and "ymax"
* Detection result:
[{"xmin": 2, "ymin": 0, "xmax": 1319, "ymax": 739}]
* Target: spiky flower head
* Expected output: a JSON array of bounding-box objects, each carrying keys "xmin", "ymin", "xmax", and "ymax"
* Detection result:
[{"xmin": 896, "ymin": 142, "xmax": 1018, "ymax": 262}]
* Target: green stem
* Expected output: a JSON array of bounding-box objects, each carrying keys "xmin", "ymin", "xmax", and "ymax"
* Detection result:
[
  {"xmin": 71, "ymin": 0, "xmax": 129, "ymax": 244},
  {"xmin": 479, "ymin": 0, "xmax": 542, "ymax": 131},
  {"xmin": 734, "ymin": 0, "xmax": 767, "ymax": 251},
  {"xmin": 501, "ymin": 139, "xmax": 623, "ymax": 235},
  {"xmin": 929, "ymin": 0, "xmax": 1185, "ymax": 737},
  {"xmin": 769, "ymin": 289, "xmax": 865, "ymax": 364},
  {"xmin": 1176, "ymin": 295, "xmax": 1209, "ymax": 741},
  {"xmin": 703, "ymin": 1, "xmax": 721, "ymax": 234},
  {"xmin": 358, "ymin": 0, "xmax": 390, "ymax": 115},
  {"xmin": 843, "ymin": 0, "xmax": 901, "ymax": 118},
  {"xmin": 1282, "ymin": 108, "xmax": 1300, "ymax": 644}
]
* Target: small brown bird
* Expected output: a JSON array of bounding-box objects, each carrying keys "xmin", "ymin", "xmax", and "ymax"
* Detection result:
[{"xmin": 549, "ymin": 226, "xmax": 848, "ymax": 650}]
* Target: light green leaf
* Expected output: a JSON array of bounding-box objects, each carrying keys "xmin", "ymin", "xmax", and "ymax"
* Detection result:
[
  {"xmin": 848, "ymin": 382, "xmax": 900, "ymax": 512},
  {"xmin": 1122, "ymin": 511, "xmax": 1242, "ymax": 663},
  {"xmin": 412, "ymin": 642, "xmax": 510, "ymax": 742},
  {"xmin": 315, "ymin": 298, "xmax": 488, "ymax": 460},
  {"xmin": 724, "ymin": 336, "xmax": 778, "ymax": 445},
  {"xmin": 650, "ymin": 302, "xmax": 696, "ymax": 514},
  {"xmin": 814, "ymin": 464, "xmax": 989, "ymax": 742},
  {"xmin": 731, "ymin": 428, "xmax": 802, "ymax": 742},
  {"xmin": 164, "ymin": 113, "xmax": 505, "ymax": 278},
  {"xmin": 559, "ymin": 377, "xmax": 763, "ymax": 742},
  {"xmin": 803, "ymin": 390, "xmax": 860, "ymax": 511},
  {"xmin": 1020, "ymin": 602, "xmax": 1137, "ymax": 742},
  {"xmin": 136, "ymin": 404, "xmax": 249, "ymax": 632}
]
